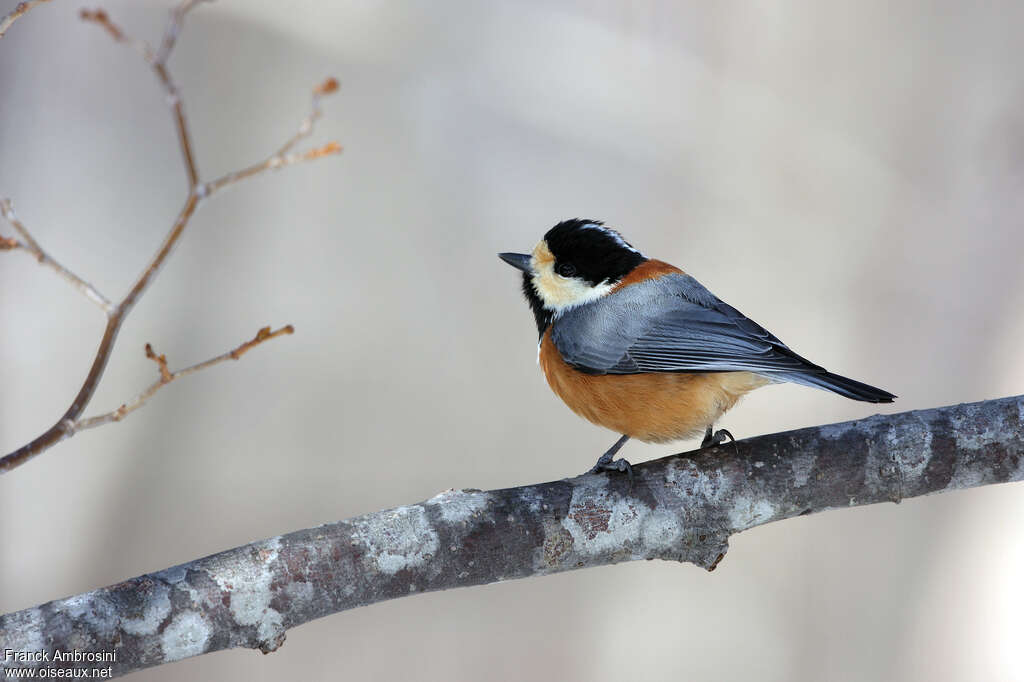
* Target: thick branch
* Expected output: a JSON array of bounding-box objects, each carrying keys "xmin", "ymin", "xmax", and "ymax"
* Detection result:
[{"xmin": 2, "ymin": 395, "xmax": 1021, "ymax": 678}]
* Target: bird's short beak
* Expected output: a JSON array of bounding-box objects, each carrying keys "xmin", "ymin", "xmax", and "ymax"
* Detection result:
[{"xmin": 498, "ymin": 252, "xmax": 533, "ymax": 273}]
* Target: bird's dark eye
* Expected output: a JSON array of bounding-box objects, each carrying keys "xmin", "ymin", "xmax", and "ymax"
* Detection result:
[{"xmin": 556, "ymin": 263, "xmax": 577, "ymax": 278}]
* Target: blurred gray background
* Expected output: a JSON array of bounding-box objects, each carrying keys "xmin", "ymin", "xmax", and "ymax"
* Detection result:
[{"xmin": 3, "ymin": 1, "xmax": 1024, "ymax": 680}]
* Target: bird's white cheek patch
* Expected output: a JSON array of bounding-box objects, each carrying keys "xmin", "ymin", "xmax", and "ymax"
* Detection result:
[
  {"xmin": 533, "ymin": 274, "xmax": 614, "ymax": 313},
  {"xmin": 529, "ymin": 241, "xmax": 614, "ymax": 314}
]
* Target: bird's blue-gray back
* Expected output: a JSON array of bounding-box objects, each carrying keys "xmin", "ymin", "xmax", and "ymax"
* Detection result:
[{"xmin": 551, "ymin": 273, "xmax": 825, "ymax": 376}]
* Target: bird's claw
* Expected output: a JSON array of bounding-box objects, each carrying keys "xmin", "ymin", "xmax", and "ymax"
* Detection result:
[
  {"xmin": 587, "ymin": 434, "xmax": 633, "ymax": 480},
  {"xmin": 589, "ymin": 456, "xmax": 634, "ymax": 486},
  {"xmin": 589, "ymin": 456, "xmax": 633, "ymax": 476},
  {"xmin": 701, "ymin": 427, "xmax": 735, "ymax": 449}
]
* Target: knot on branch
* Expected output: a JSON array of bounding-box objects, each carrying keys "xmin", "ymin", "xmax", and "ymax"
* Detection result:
[
  {"xmin": 313, "ymin": 77, "xmax": 339, "ymax": 96},
  {"xmin": 79, "ymin": 8, "xmax": 122, "ymax": 40},
  {"xmin": 230, "ymin": 325, "xmax": 294, "ymax": 360},
  {"xmin": 144, "ymin": 343, "xmax": 172, "ymax": 382},
  {"xmin": 258, "ymin": 629, "xmax": 286, "ymax": 655}
]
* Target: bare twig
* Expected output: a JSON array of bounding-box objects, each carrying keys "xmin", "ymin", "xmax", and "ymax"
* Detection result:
[
  {"xmin": 80, "ymin": 6, "xmax": 198, "ymax": 186},
  {"xmin": 0, "ymin": 0, "xmax": 52, "ymax": 38},
  {"xmin": 74, "ymin": 325, "xmax": 293, "ymax": 431},
  {"xmin": 276, "ymin": 77, "xmax": 339, "ymax": 157},
  {"xmin": 203, "ymin": 78, "xmax": 342, "ymax": 195},
  {"xmin": 155, "ymin": 0, "xmax": 209, "ymax": 64},
  {"xmin": 204, "ymin": 141, "xmax": 342, "ymax": 195},
  {"xmin": 0, "ymin": 3, "xmax": 341, "ymax": 474},
  {"xmin": 2, "ymin": 395, "xmax": 1022, "ymax": 678},
  {"xmin": 1, "ymin": 199, "xmax": 113, "ymax": 311}
]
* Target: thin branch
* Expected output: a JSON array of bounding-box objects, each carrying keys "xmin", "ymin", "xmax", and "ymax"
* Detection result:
[
  {"xmin": 203, "ymin": 141, "xmax": 342, "ymax": 195},
  {"xmin": 155, "ymin": 0, "xmax": 209, "ymax": 65},
  {"xmin": 2, "ymin": 396, "xmax": 1022, "ymax": 678},
  {"xmin": 1, "ymin": 199, "xmax": 113, "ymax": 312},
  {"xmin": 74, "ymin": 325, "xmax": 293, "ymax": 431},
  {"xmin": 275, "ymin": 77, "xmax": 339, "ymax": 157},
  {"xmin": 0, "ymin": 3, "xmax": 341, "ymax": 474},
  {"xmin": 80, "ymin": 6, "xmax": 198, "ymax": 186},
  {"xmin": 0, "ymin": 0, "xmax": 52, "ymax": 38},
  {"xmin": 203, "ymin": 77, "xmax": 342, "ymax": 195}
]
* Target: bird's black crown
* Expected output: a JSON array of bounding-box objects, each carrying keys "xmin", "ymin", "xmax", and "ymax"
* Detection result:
[{"xmin": 543, "ymin": 219, "xmax": 646, "ymax": 287}]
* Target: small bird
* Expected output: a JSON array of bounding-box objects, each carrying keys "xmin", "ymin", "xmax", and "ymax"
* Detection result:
[{"xmin": 499, "ymin": 219, "xmax": 895, "ymax": 475}]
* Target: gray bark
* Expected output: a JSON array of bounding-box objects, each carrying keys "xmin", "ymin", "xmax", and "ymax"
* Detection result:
[{"xmin": 2, "ymin": 395, "xmax": 1022, "ymax": 678}]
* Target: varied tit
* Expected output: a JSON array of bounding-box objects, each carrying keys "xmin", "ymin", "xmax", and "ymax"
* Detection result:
[{"xmin": 499, "ymin": 219, "xmax": 895, "ymax": 475}]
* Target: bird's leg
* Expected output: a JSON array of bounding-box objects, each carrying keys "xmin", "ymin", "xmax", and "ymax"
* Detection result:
[
  {"xmin": 701, "ymin": 425, "xmax": 735, "ymax": 449},
  {"xmin": 589, "ymin": 434, "xmax": 632, "ymax": 477}
]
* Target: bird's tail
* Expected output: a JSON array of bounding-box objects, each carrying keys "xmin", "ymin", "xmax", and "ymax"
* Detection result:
[{"xmin": 773, "ymin": 370, "xmax": 896, "ymax": 403}]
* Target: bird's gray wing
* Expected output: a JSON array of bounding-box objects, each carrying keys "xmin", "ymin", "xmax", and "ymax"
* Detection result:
[{"xmin": 551, "ymin": 272, "xmax": 824, "ymax": 376}]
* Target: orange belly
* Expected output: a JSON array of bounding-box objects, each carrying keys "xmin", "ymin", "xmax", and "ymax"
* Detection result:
[{"xmin": 539, "ymin": 330, "xmax": 769, "ymax": 443}]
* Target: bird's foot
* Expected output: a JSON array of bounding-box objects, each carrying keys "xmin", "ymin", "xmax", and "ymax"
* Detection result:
[
  {"xmin": 587, "ymin": 434, "xmax": 633, "ymax": 481},
  {"xmin": 589, "ymin": 455, "xmax": 634, "ymax": 478},
  {"xmin": 701, "ymin": 427, "xmax": 735, "ymax": 449}
]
